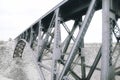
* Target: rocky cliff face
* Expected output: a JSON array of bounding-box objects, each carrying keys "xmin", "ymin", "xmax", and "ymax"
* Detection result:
[
  {"xmin": 0, "ymin": 41, "xmax": 41, "ymax": 80},
  {"xmin": 0, "ymin": 41, "xmax": 14, "ymax": 80}
]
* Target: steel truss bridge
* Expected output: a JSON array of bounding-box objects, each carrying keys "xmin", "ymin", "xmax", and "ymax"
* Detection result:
[{"xmin": 15, "ymin": 0, "xmax": 120, "ymax": 80}]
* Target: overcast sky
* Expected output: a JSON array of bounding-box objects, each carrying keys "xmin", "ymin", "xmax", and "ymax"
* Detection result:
[
  {"xmin": 0, "ymin": 0, "xmax": 119, "ymax": 43},
  {"xmin": 0, "ymin": 0, "xmax": 62, "ymax": 41}
]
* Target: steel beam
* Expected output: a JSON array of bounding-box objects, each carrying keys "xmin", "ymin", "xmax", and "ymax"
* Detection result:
[
  {"xmin": 80, "ymin": 24, "xmax": 86, "ymax": 80},
  {"xmin": 61, "ymin": 59, "xmax": 101, "ymax": 71},
  {"xmin": 30, "ymin": 29, "xmax": 36, "ymax": 48},
  {"xmin": 39, "ymin": 66, "xmax": 46, "ymax": 80},
  {"xmin": 59, "ymin": 59, "xmax": 82, "ymax": 80},
  {"xmin": 101, "ymin": 0, "xmax": 112, "ymax": 80},
  {"xmin": 61, "ymin": 21, "xmax": 78, "ymax": 59},
  {"xmin": 52, "ymin": 8, "xmax": 61, "ymax": 80},
  {"xmin": 59, "ymin": 0, "xmax": 96, "ymax": 79},
  {"xmin": 25, "ymin": 31, "xmax": 28, "ymax": 41},
  {"xmin": 70, "ymin": 70, "xmax": 82, "ymax": 80},
  {"xmin": 38, "ymin": 13, "xmax": 55, "ymax": 61},
  {"xmin": 13, "ymin": 0, "xmax": 120, "ymax": 80},
  {"xmin": 81, "ymin": 52, "xmax": 86, "ymax": 80},
  {"xmin": 38, "ymin": 62, "xmax": 51, "ymax": 72},
  {"xmin": 111, "ymin": 19, "xmax": 120, "ymax": 41},
  {"xmin": 86, "ymin": 47, "xmax": 101, "ymax": 80},
  {"xmin": 62, "ymin": 21, "xmax": 77, "ymax": 42},
  {"xmin": 29, "ymin": 27, "xmax": 34, "ymax": 46},
  {"xmin": 37, "ymin": 21, "xmax": 42, "ymax": 60},
  {"xmin": 112, "ymin": 42, "xmax": 120, "ymax": 67}
]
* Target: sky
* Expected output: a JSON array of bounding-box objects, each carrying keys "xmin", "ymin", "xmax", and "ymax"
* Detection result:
[
  {"xmin": 0, "ymin": 0, "xmax": 119, "ymax": 43},
  {"xmin": 0, "ymin": 0, "xmax": 62, "ymax": 41}
]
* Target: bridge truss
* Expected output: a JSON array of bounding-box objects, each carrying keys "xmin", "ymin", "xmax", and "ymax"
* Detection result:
[{"xmin": 15, "ymin": 0, "xmax": 120, "ymax": 80}]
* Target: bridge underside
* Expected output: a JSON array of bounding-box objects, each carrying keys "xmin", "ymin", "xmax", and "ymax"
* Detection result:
[{"xmin": 15, "ymin": 0, "xmax": 120, "ymax": 80}]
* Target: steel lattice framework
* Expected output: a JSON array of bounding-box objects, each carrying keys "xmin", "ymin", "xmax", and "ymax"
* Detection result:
[{"xmin": 15, "ymin": 0, "xmax": 120, "ymax": 80}]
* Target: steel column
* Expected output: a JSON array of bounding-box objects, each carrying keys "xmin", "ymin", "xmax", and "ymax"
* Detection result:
[
  {"xmin": 52, "ymin": 8, "xmax": 61, "ymax": 80},
  {"xmin": 29, "ymin": 27, "xmax": 34, "ymax": 47},
  {"xmin": 37, "ymin": 20, "xmax": 42, "ymax": 60},
  {"xmin": 38, "ymin": 13, "xmax": 55, "ymax": 61},
  {"xmin": 81, "ymin": 51, "xmax": 86, "ymax": 80},
  {"xmin": 101, "ymin": 0, "xmax": 112, "ymax": 80}
]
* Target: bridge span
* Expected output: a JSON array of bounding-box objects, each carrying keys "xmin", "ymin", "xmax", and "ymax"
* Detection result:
[{"xmin": 14, "ymin": 0, "xmax": 120, "ymax": 80}]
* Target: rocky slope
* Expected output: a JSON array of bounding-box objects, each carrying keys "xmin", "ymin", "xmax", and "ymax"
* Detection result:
[{"xmin": 0, "ymin": 40, "xmax": 120, "ymax": 80}]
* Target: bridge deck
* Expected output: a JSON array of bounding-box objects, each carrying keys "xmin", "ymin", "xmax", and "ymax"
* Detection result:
[{"xmin": 32, "ymin": 0, "xmax": 101, "ymax": 28}]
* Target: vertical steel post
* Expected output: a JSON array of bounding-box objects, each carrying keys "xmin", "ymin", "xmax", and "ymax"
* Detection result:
[
  {"xmin": 101, "ymin": 0, "xmax": 112, "ymax": 80},
  {"xmin": 25, "ymin": 31, "xmax": 28, "ymax": 41},
  {"xmin": 37, "ymin": 20, "xmax": 42, "ymax": 60},
  {"xmin": 81, "ymin": 50, "xmax": 86, "ymax": 80},
  {"xmin": 38, "ymin": 13, "xmax": 55, "ymax": 61},
  {"xmin": 23, "ymin": 33, "xmax": 25, "ymax": 39},
  {"xmin": 37, "ymin": 21, "xmax": 46, "ymax": 80},
  {"xmin": 29, "ymin": 27, "xmax": 34, "ymax": 47},
  {"xmin": 25, "ymin": 31, "xmax": 27, "ymax": 40},
  {"xmin": 29, "ymin": 27, "xmax": 32, "ymax": 45},
  {"xmin": 79, "ymin": 20, "xmax": 86, "ymax": 80},
  {"xmin": 52, "ymin": 8, "xmax": 61, "ymax": 80}
]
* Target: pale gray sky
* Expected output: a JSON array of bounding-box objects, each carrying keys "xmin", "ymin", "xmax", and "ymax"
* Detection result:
[
  {"xmin": 0, "ymin": 0, "xmax": 62, "ymax": 41},
  {"xmin": 0, "ymin": 0, "xmax": 118, "ymax": 43}
]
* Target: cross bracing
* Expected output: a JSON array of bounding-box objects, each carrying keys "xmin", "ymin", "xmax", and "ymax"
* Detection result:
[{"xmin": 14, "ymin": 0, "xmax": 120, "ymax": 80}]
